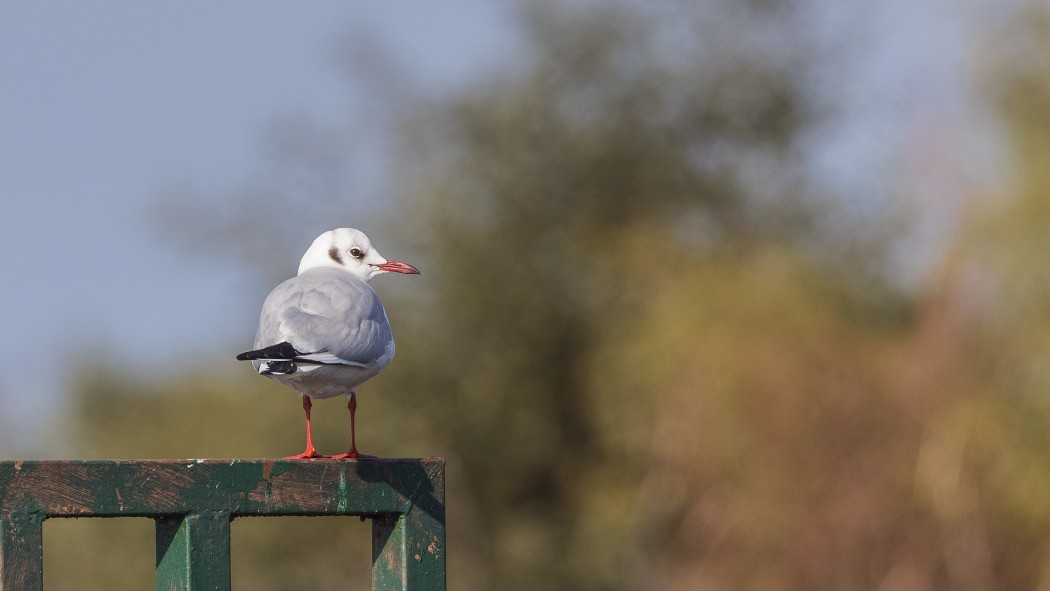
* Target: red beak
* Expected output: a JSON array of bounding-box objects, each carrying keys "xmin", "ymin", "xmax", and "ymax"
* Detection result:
[{"xmin": 375, "ymin": 260, "xmax": 420, "ymax": 274}]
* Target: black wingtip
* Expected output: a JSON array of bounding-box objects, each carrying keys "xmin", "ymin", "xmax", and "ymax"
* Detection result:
[{"xmin": 236, "ymin": 342, "xmax": 302, "ymax": 361}]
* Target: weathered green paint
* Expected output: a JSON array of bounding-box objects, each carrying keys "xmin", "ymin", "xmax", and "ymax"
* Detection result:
[
  {"xmin": 371, "ymin": 514, "xmax": 446, "ymax": 591},
  {"xmin": 0, "ymin": 513, "xmax": 43, "ymax": 591},
  {"xmin": 0, "ymin": 459, "xmax": 445, "ymax": 591},
  {"xmin": 371, "ymin": 460, "xmax": 446, "ymax": 590},
  {"xmin": 156, "ymin": 512, "xmax": 232, "ymax": 591}
]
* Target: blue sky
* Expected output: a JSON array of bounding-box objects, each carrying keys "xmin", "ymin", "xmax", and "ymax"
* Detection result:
[
  {"xmin": 0, "ymin": 1, "xmax": 1002, "ymax": 452},
  {"xmin": 0, "ymin": 3, "xmax": 516, "ymax": 449}
]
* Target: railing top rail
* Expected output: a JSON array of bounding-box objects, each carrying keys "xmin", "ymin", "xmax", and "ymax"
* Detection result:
[{"xmin": 0, "ymin": 458, "xmax": 445, "ymax": 519}]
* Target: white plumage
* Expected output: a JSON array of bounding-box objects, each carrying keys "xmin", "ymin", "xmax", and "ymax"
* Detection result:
[{"xmin": 237, "ymin": 228, "xmax": 419, "ymax": 459}]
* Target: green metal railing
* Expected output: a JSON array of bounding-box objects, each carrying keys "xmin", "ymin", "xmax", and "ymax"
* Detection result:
[{"xmin": 0, "ymin": 458, "xmax": 445, "ymax": 590}]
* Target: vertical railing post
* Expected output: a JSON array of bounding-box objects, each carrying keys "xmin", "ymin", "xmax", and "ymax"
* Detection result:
[
  {"xmin": 372, "ymin": 514, "xmax": 408, "ymax": 589},
  {"xmin": 371, "ymin": 470, "xmax": 446, "ymax": 590},
  {"xmin": 156, "ymin": 512, "xmax": 232, "ymax": 591},
  {"xmin": 0, "ymin": 513, "xmax": 44, "ymax": 591}
]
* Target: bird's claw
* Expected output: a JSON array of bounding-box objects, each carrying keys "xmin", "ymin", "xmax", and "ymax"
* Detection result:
[{"xmin": 283, "ymin": 448, "xmax": 330, "ymax": 459}]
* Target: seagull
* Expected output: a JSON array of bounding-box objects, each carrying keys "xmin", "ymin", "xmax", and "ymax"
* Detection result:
[{"xmin": 236, "ymin": 228, "xmax": 419, "ymax": 459}]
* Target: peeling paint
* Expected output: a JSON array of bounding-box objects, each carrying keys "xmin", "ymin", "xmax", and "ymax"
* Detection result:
[{"xmin": 337, "ymin": 469, "xmax": 349, "ymax": 513}]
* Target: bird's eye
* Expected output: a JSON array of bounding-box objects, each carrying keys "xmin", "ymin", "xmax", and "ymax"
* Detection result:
[{"xmin": 349, "ymin": 247, "xmax": 364, "ymax": 259}]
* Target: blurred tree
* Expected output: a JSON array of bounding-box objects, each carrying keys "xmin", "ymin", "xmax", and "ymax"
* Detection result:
[
  {"xmin": 934, "ymin": 11, "xmax": 1050, "ymax": 589},
  {"xmin": 379, "ymin": 2, "xmax": 901, "ymax": 589}
]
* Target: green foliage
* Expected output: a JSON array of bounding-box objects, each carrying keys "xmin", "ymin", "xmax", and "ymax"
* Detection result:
[{"xmin": 377, "ymin": 3, "xmax": 891, "ymax": 588}]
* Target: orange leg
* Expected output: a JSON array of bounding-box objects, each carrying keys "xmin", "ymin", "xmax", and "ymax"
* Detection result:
[
  {"xmin": 333, "ymin": 391, "xmax": 375, "ymax": 459},
  {"xmin": 285, "ymin": 396, "xmax": 328, "ymax": 459}
]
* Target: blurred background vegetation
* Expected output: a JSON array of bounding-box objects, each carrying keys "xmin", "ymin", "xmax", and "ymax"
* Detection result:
[{"xmin": 30, "ymin": 1, "xmax": 1050, "ymax": 589}]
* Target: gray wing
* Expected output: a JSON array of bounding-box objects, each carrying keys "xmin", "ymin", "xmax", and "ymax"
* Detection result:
[{"xmin": 253, "ymin": 268, "xmax": 393, "ymax": 367}]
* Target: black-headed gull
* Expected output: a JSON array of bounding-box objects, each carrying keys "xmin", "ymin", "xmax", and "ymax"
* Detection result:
[{"xmin": 236, "ymin": 228, "xmax": 419, "ymax": 459}]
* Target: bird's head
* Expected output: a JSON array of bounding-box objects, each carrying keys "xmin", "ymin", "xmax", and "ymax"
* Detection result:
[{"xmin": 298, "ymin": 228, "xmax": 420, "ymax": 282}]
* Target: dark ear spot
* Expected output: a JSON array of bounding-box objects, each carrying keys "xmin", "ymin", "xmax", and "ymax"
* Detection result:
[{"xmin": 328, "ymin": 246, "xmax": 344, "ymax": 265}]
